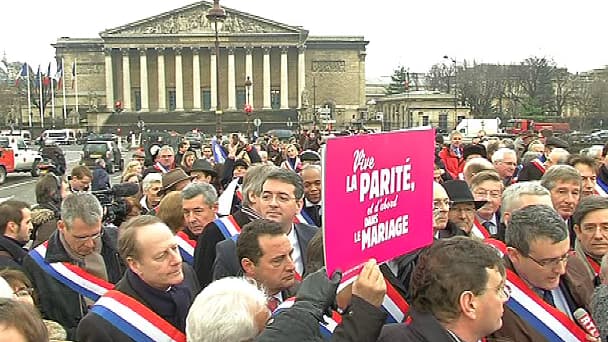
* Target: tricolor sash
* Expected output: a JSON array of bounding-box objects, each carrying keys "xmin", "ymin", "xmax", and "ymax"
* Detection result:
[
  {"xmin": 214, "ymin": 215, "xmax": 242, "ymax": 240},
  {"xmin": 90, "ymin": 290, "xmax": 186, "ymax": 342},
  {"xmin": 175, "ymin": 231, "xmax": 196, "ymax": 265},
  {"xmin": 282, "ymin": 157, "xmax": 303, "ymax": 173},
  {"xmin": 504, "ymin": 269, "xmax": 587, "ymax": 341},
  {"xmin": 218, "ymin": 178, "xmax": 241, "ymax": 216},
  {"xmin": 294, "ymin": 210, "xmax": 316, "ymax": 226},
  {"xmin": 471, "ymin": 218, "xmax": 491, "ymax": 239},
  {"xmin": 274, "ymin": 298, "xmax": 341, "ymax": 338},
  {"xmin": 531, "ymin": 159, "xmax": 546, "ymax": 174},
  {"xmin": 595, "ymin": 178, "xmax": 608, "ymax": 197},
  {"xmin": 382, "ymin": 279, "xmax": 410, "ymax": 323},
  {"xmin": 586, "ymin": 255, "xmax": 600, "ymax": 277},
  {"xmin": 29, "ymin": 241, "xmax": 113, "ymax": 301}
]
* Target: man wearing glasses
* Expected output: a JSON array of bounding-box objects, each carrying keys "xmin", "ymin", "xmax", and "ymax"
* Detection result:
[
  {"xmin": 492, "ymin": 204, "xmax": 597, "ymax": 342},
  {"xmin": 470, "ymin": 170, "xmax": 504, "ymax": 237},
  {"xmin": 379, "ymin": 237, "xmax": 509, "ymax": 341},
  {"xmin": 142, "ymin": 145, "xmax": 175, "ymax": 178},
  {"xmin": 23, "ymin": 193, "xmax": 125, "ymax": 340}
]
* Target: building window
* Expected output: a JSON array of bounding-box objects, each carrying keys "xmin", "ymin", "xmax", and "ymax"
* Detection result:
[
  {"xmin": 202, "ymin": 90, "xmax": 211, "ymax": 110},
  {"xmin": 134, "ymin": 90, "xmax": 141, "ymax": 111},
  {"xmin": 439, "ymin": 113, "xmax": 448, "ymax": 132},
  {"xmin": 168, "ymin": 90, "xmax": 176, "ymax": 111},
  {"xmin": 271, "ymin": 89, "xmax": 280, "ymax": 110},
  {"xmin": 236, "ymin": 89, "xmax": 246, "ymax": 110},
  {"xmin": 422, "ymin": 116, "xmax": 429, "ymax": 126}
]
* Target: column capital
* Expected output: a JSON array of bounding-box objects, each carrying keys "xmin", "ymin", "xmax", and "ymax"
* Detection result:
[
  {"xmin": 209, "ymin": 47, "xmax": 217, "ymax": 56},
  {"xmin": 244, "ymin": 46, "xmax": 253, "ymax": 54},
  {"xmin": 138, "ymin": 48, "xmax": 147, "ymax": 55},
  {"xmin": 174, "ymin": 47, "xmax": 183, "ymax": 55},
  {"xmin": 121, "ymin": 48, "xmax": 130, "ymax": 56},
  {"xmin": 192, "ymin": 47, "xmax": 201, "ymax": 54},
  {"xmin": 358, "ymin": 50, "xmax": 367, "ymax": 62},
  {"xmin": 104, "ymin": 48, "xmax": 113, "ymax": 56},
  {"xmin": 155, "ymin": 47, "xmax": 166, "ymax": 54},
  {"xmin": 227, "ymin": 46, "xmax": 236, "ymax": 54},
  {"xmin": 280, "ymin": 46, "xmax": 289, "ymax": 54},
  {"xmin": 262, "ymin": 46, "xmax": 271, "ymax": 54},
  {"xmin": 298, "ymin": 45, "xmax": 306, "ymax": 53}
]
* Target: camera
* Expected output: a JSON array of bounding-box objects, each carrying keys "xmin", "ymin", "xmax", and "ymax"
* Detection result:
[{"xmin": 91, "ymin": 183, "xmax": 139, "ymax": 227}]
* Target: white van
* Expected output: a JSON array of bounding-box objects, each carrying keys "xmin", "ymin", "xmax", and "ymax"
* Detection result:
[
  {"xmin": 41, "ymin": 129, "xmax": 76, "ymax": 145},
  {"xmin": 0, "ymin": 130, "xmax": 32, "ymax": 145}
]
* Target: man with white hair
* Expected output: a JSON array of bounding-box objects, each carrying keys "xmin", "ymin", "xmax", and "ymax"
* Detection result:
[
  {"xmin": 491, "ymin": 147, "xmax": 517, "ymax": 186},
  {"xmin": 140, "ymin": 173, "xmax": 162, "ymax": 214},
  {"xmin": 186, "ymin": 277, "xmax": 269, "ymax": 342}
]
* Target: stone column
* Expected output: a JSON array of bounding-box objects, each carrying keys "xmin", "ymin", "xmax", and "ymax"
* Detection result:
[
  {"xmin": 227, "ymin": 47, "xmax": 236, "ymax": 111},
  {"xmin": 104, "ymin": 49, "xmax": 114, "ymax": 110},
  {"xmin": 280, "ymin": 47, "xmax": 289, "ymax": 109},
  {"xmin": 210, "ymin": 49, "xmax": 217, "ymax": 110},
  {"xmin": 192, "ymin": 47, "xmax": 201, "ymax": 111},
  {"xmin": 175, "ymin": 48, "xmax": 184, "ymax": 112},
  {"xmin": 245, "ymin": 46, "xmax": 253, "ymax": 109},
  {"xmin": 263, "ymin": 46, "xmax": 271, "ymax": 109},
  {"xmin": 157, "ymin": 48, "xmax": 166, "ymax": 112},
  {"xmin": 139, "ymin": 48, "xmax": 149, "ymax": 112},
  {"xmin": 121, "ymin": 49, "xmax": 131, "ymax": 111},
  {"xmin": 297, "ymin": 45, "xmax": 306, "ymax": 109}
]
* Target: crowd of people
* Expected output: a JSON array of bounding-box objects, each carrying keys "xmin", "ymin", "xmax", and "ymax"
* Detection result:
[{"xmin": 1, "ymin": 127, "xmax": 608, "ymax": 342}]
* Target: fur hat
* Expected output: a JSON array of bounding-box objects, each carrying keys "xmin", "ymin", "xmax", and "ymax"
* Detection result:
[{"xmin": 463, "ymin": 144, "xmax": 487, "ymax": 160}]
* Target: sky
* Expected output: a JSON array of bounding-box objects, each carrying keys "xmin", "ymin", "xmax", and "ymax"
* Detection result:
[{"xmin": 2, "ymin": 0, "xmax": 607, "ymax": 80}]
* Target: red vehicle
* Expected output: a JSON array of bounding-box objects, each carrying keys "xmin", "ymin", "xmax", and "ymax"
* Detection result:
[
  {"xmin": 0, "ymin": 142, "xmax": 16, "ymax": 184},
  {"xmin": 505, "ymin": 119, "xmax": 570, "ymax": 135}
]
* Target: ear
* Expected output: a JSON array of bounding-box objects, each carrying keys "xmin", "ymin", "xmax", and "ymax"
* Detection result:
[
  {"xmin": 57, "ymin": 220, "xmax": 66, "ymax": 233},
  {"xmin": 458, "ymin": 290, "xmax": 478, "ymax": 320},
  {"xmin": 506, "ymin": 246, "xmax": 521, "ymax": 264},
  {"xmin": 241, "ymin": 258, "xmax": 256, "ymax": 277},
  {"xmin": 573, "ymin": 224, "xmax": 581, "ymax": 237},
  {"xmin": 5, "ymin": 221, "xmax": 17, "ymax": 236},
  {"xmin": 126, "ymin": 257, "xmax": 142, "ymax": 276},
  {"xmin": 211, "ymin": 203, "xmax": 219, "ymax": 214},
  {"xmin": 502, "ymin": 212, "xmax": 511, "ymax": 225},
  {"xmin": 247, "ymin": 191, "xmax": 257, "ymax": 205},
  {"xmin": 296, "ymin": 198, "xmax": 304, "ymax": 211}
]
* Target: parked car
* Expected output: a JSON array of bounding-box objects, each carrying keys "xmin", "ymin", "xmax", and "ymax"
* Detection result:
[
  {"xmin": 0, "ymin": 137, "xmax": 42, "ymax": 183},
  {"xmin": 81, "ymin": 140, "xmax": 123, "ymax": 173},
  {"xmin": 184, "ymin": 132, "xmax": 204, "ymax": 149}
]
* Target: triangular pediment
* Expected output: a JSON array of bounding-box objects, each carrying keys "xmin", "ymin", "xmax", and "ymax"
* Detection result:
[{"xmin": 101, "ymin": 1, "xmax": 304, "ymax": 36}]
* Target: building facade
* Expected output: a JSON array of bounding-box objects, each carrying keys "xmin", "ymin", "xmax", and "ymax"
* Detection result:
[{"xmin": 46, "ymin": 1, "xmax": 368, "ymax": 134}]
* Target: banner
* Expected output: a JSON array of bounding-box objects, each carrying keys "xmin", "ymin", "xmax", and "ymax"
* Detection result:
[{"xmin": 323, "ymin": 128, "xmax": 434, "ymax": 283}]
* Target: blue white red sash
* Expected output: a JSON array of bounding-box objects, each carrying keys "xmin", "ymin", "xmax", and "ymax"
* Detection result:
[
  {"xmin": 218, "ymin": 178, "xmax": 241, "ymax": 216},
  {"xmin": 294, "ymin": 210, "xmax": 316, "ymax": 226},
  {"xmin": 504, "ymin": 269, "xmax": 586, "ymax": 341},
  {"xmin": 471, "ymin": 218, "xmax": 491, "ymax": 239},
  {"xmin": 586, "ymin": 255, "xmax": 600, "ymax": 277},
  {"xmin": 175, "ymin": 231, "xmax": 196, "ymax": 265},
  {"xmin": 214, "ymin": 215, "xmax": 242, "ymax": 240},
  {"xmin": 282, "ymin": 157, "xmax": 303, "ymax": 173},
  {"xmin": 90, "ymin": 290, "xmax": 186, "ymax": 342},
  {"xmin": 382, "ymin": 279, "xmax": 410, "ymax": 323},
  {"xmin": 531, "ymin": 159, "xmax": 546, "ymax": 174},
  {"xmin": 595, "ymin": 178, "xmax": 608, "ymax": 197},
  {"xmin": 274, "ymin": 298, "xmax": 340, "ymax": 338},
  {"xmin": 29, "ymin": 241, "xmax": 113, "ymax": 301}
]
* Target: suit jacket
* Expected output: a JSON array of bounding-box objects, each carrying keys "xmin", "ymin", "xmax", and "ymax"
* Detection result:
[
  {"xmin": 212, "ymin": 223, "xmax": 317, "ymax": 281},
  {"xmin": 378, "ymin": 309, "xmax": 458, "ymax": 342},
  {"xmin": 517, "ymin": 161, "xmax": 545, "ymax": 182},
  {"xmin": 193, "ymin": 209, "xmax": 253, "ymax": 289},
  {"xmin": 490, "ymin": 255, "xmax": 595, "ymax": 342},
  {"xmin": 302, "ymin": 204, "xmax": 322, "ymax": 227}
]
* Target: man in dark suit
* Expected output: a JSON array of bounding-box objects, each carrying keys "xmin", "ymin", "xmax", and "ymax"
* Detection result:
[
  {"xmin": 213, "ymin": 168, "xmax": 317, "ymax": 281},
  {"xmin": 300, "ymin": 164, "xmax": 323, "ymax": 227}
]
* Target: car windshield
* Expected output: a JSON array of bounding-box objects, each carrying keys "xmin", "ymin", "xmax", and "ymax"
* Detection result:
[{"xmin": 85, "ymin": 144, "xmax": 108, "ymax": 153}]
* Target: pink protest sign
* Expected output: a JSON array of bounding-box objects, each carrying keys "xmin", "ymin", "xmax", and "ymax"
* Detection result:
[{"xmin": 323, "ymin": 128, "xmax": 435, "ymax": 283}]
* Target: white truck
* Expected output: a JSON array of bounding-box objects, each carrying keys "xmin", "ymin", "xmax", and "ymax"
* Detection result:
[
  {"xmin": 0, "ymin": 136, "xmax": 42, "ymax": 178},
  {"xmin": 455, "ymin": 118, "xmax": 502, "ymax": 141}
]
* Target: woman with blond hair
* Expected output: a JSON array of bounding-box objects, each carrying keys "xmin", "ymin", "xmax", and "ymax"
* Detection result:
[
  {"xmin": 180, "ymin": 151, "xmax": 197, "ymax": 175},
  {"xmin": 121, "ymin": 160, "xmax": 142, "ymax": 182}
]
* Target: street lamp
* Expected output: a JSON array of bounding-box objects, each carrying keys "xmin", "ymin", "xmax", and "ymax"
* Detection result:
[
  {"xmin": 206, "ymin": 0, "xmax": 226, "ymax": 139},
  {"xmin": 244, "ymin": 76, "xmax": 252, "ymax": 141},
  {"xmin": 443, "ymin": 55, "xmax": 458, "ymax": 122}
]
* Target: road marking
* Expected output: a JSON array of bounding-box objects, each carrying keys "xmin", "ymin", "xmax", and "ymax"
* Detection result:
[{"xmin": 0, "ymin": 179, "xmax": 37, "ymax": 190}]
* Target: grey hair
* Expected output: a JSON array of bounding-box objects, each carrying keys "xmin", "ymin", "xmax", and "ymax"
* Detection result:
[
  {"xmin": 263, "ymin": 168, "xmax": 305, "ymax": 200},
  {"xmin": 186, "ymin": 277, "xmax": 268, "ymax": 342},
  {"xmin": 141, "ymin": 173, "xmax": 162, "ymax": 192},
  {"xmin": 521, "ymin": 151, "xmax": 542, "ymax": 164},
  {"xmin": 61, "ymin": 193, "xmax": 103, "ymax": 229},
  {"xmin": 242, "ymin": 164, "xmax": 278, "ymax": 206},
  {"xmin": 540, "ymin": 165, "xmax": 581, "ymax": 191},
  {"xmin": 491, "ymin": 147, "xmax": 516, "ymax": 163},
  {"xmin": 573, "ymin": 195, "xmax": 608, "ymax": 225},
  {"xmin": 501, "ymin": 181, "xmax": 551, "ymax": 216},
  {"xmin": 159, "ymin": 145, "xmax": 174, "ymax": 155},
  {"xmin": 301, "ymin": 163, "xmax": 322, "ymax": 174},
  {"xmin": 506, "ymin": 204, "xmax": 568, "ymax": 255},
  {"xmin": 181, "ymin": 182, "xmax": 218, "ymax": 206},
  {"xmin": 548, "ymin": 148, "xmax": 570, "ymax": 165},
  {"xmin": 463, "ymin": 157, "xmax": 494, "ymax": 183}
]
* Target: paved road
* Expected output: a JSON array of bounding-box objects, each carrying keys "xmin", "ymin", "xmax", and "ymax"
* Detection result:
[{"xmin": 0, "ymin": 144, "xmax": 126, "ymax": 205}]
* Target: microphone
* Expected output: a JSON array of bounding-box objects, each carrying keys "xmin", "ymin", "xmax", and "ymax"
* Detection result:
[
  {"xmin": 574, "ymin": 308, "xmax": 600, "ymax": 338},
  {"xmin": 110, "ymin": 182, "xmax": 140, "ymax": 197}
]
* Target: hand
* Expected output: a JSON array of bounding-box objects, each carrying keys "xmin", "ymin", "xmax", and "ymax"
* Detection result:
[
  {"xmin": 295, "ymin": 268, "xmax": 342, "ymax": 320},
  {"xmin": 352, "ymin": 259, "xmax": 386, "ymax": 307},
  {"xmin": 585, "ymin": 335, "xmax": 599, "ymax": 342}
]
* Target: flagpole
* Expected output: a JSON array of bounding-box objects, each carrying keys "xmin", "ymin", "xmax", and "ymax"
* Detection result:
[
  {"xmin": 51, "ymin": 64, "xmax": 56, "ymax": 128},
  {"xmin": 62, "ymin": 58, "xmax": 67, "ymax": 121},
  {"xmin": 74, "ymin": 59, "xmax": 79, "ymax": 115},
  {"xmin": 26, "ymin": 65, "xmax": 32, "ymax": 127},
  {"xmin": 38, "ymin": 66, "xmax": 44, "ymax": 128}
]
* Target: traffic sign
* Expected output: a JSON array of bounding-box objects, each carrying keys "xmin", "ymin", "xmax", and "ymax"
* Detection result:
[{"xmin": 253, "ymin": 118, "xmax": 262, "ymax": 127}]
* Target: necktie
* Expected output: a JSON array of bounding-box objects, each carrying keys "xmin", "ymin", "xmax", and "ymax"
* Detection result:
[
  {"xmin": 267, "ymin": 297, "xmax": 280, "ymax": 312},
  {"xmin": 482, "ymin": 221, "xmax": 495, "ymax": 234},
  {"xmin": 542, "ymin": 290, "xmax": 555, "ymax": 307},
  {"xmin": 313, "ymin": 205, "xmax": 321, "ymax": 225}
]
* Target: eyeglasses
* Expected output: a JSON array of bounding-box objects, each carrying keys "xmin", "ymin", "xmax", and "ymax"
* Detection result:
[
  {"xmin": 482, "ymin": 283, "xmax": 511, "ymax": 300},
  {"xmin": 260, "ymin": 191, "xmax": 297, "ymax": 204},
  {"xmin": 70, "ymin": 229, "xmax": 104, "ymax": 242},
  {"xmin": 473, "ymin": 189, "xmax": 502, "ymax": 199},
  {"xmin": 433, "ymin": 199, "xmax": 453, "ymax": 210},
  {"xmin": 523, "ymin": 250, "xmax": 573, "ymax": 268},
  {"xmin": 159, "ymin": 154, "xmax": 174, "ymax": 159},
  {"xmin": 13, "ymin": 287, "xmax": 34, "ymax": 298}
]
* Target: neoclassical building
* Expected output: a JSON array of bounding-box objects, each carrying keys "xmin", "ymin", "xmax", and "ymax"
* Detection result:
[{"xmin": 49, "ymin": 1, "xmax": 368, "ymax": 134}]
